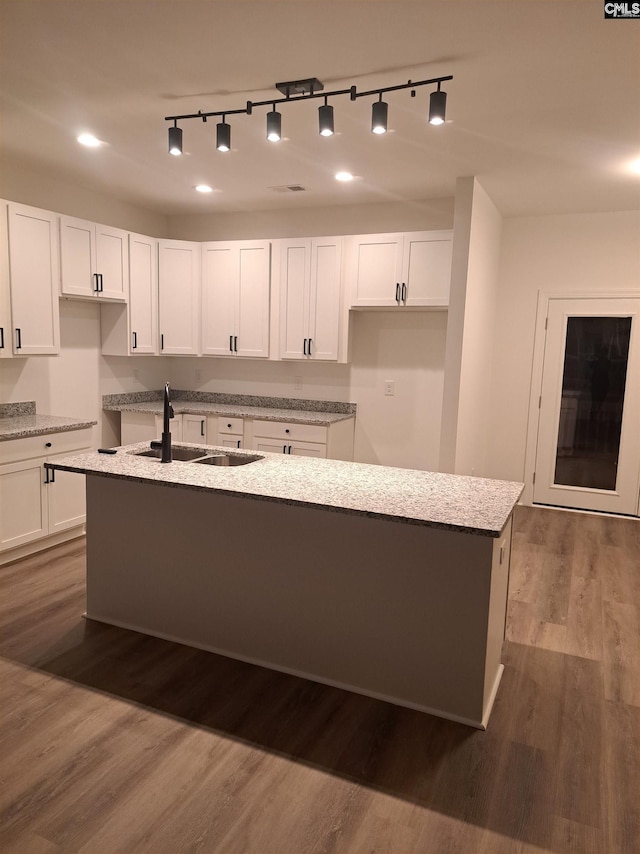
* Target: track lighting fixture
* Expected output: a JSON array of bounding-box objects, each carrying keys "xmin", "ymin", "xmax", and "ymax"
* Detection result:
[
  {"xmin": 216, "ymin": 118, "xmax": 231, "ymax": 152},
  {"xmin": 318, "ymin": 98, "xmax": 334, "ymax": 137},
  {"xmin": 371, "ymin": 96, "xmax": 388, "ymax": 135},
  {"xmin": 266, "ymin": 106, "xmax": 281, "ymax": 142},
  {"xmin": 168, "ymin": 121, "xmax": 182, "ymax": 156},
  {"xmin": 429, "ymin": 82, "xmax": 447, "ymax": 125},
  {"xmin": 165, "ymin": 72, "xmax": 452, "ymax": 153}
]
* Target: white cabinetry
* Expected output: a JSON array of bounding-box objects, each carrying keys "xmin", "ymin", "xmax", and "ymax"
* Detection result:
[
  {"xmin": 348, "ymin": 230, "xmax": 452, "ymax": 309},
  {"xmin": 0, "ymin": 201, "xmax": 11, "ymax": 359},
  {"xmin": 182, "ymin": 414, "xmax": 207, "ymax": 443},
  {"xmin": 158, "ymin": 240, "xmax": 201, "ymax": 355},
  {"xmin": 278, "ymin": 237, "xmax": 345, "ymax": 361},
  {"xmin": 6, "ymin": 203, "xmax": 60, "ymax": 355},
  {"xmin": 213, "ymin": 416, "xmax": 244, "ymax": 449},
  {"xmin": 249, "ymin": 418, "xmax": 354, "ymax": 460},
  {"xmin": 101, "ymin": 233, "xmax": 158, "ymax": 356},
  {"xmin": 60, "ymin": 216, "xmax": 128, "ymax": 301},
  {"xmin": 201, "ymin": 240, "xmax": 270, "ymax": 358},
  {"xmin": 120, "ymin": 411, "xmax": 183, "ymax": 445},
  {"xmin": 0, "ymin": 428, "xmax": 92, "ymax": 562}
]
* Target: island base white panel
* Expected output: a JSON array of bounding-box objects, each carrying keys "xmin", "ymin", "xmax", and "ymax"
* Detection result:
[{"xmin": 85, "ymin": 476, "xmax": 511, "ymax": 728}]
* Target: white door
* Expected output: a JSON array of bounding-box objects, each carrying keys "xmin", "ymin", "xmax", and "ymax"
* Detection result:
[
  {"xmin": 0, "ymin": 460, "xmax": 48, "ymax": 550},
  {"xmin": 182, "ymin": 415, "xmax": 207, "ymax": 443},
  {"xmin": 309, "ymin": 239, "xmax": 342, "ymax": 361},
  {"xmin": 48, "ymin": 466, "xmax": 86, "ymax": 534},
  {"xmin": 534, "ymin": 297, "xmax": 640, "ymax": 515},
  {"xmin": 158, "ymin": 241, "xmax": 200, "ymax": 355},
  {"xmin": 236, "ymin": 242, "xmax": 270, "ymax": 358},
  {"xmin": 8, "ymin": 204, "xmax": 60, "ymax": 355},
  {"xmin": 402, "ymin": 232, "xmax": 452, "ymax": 307},
  {"xmin": 279, "ymin": 240, "xmax": 310, "ymax": 360},
  {"xmin": 129, "ymin": 233, "xmax": 157, "ymax": 354},
  {"xmin": 96, "ymin": 225, "xmax": 128, "ymax": 301},
  {"xmin": 60, "ymin": 216, "xmax": 96, "ymax": 297},
  {"xmin": 201, "ymin": 243, "xmax": 237, "ymax": 356}
]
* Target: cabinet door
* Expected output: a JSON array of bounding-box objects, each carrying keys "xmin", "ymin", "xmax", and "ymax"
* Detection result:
[
  {"xmin": 121, "ymin": 411, "xmax": 157, "ymax": 444},
  {"xmin": 253, "ymin": 438, "xmax": 291, "ymax": 455},
  {"xmin": 96, "ymin": 224, "xmax": 128, "ymax": 301},
  {"xmin": 349, "ymin": 234, "xmax": 403, "ymax": 307},
  {"xmin": 8, "ymin": 204, "xmax": 60, "ymax": 354},
  {"xmin": 279, "ymin": 240, "xmax": 311, "ymax": 360},
  {"xmin": 0, "ymin": 200, "xmax": 11, "ymax": 359},
  {"xmin": 156, "ymin": 414, "xmax": 183, "ymax": 442},
  {"xmin": 158, "ymin": 240, "xmax": 201, "ymax": 355},
  {"xmin": 402, "ymin": 232, "xmax": 452, "ymax": 307},
  {"xmin": 290, "ymin": 441, "xmax": 326, "ymax": 458},
  {"xmin": 236, "ymin": 242, "xmax": 270, "ymax": 358},
  {"xmin": 182, "ymin": 415, "xmax": 207, "ymax": 443},
  {"xmin": 309, "ymin": 238, "xmax": 342, "ymax": 361},
  {"xmin": 0, "ymin": 459, "xmax": 48, "ymax": 550},
  {"xmin": 47, "ymin": 464, "xmax": 86, "ymax": 534},
  {"xmin": 201, "ymin": 243, "xmax": 237, "ymax": 356},
  {"xmin": 60, "ymin": 215, "xmax": 96, "ymax": 297},
  {"xmin": 129, "ymin": 233, "xmax": 158, "ymax": 354},
  {"xmin": 218, "ymin": 435, "xmax": 243, "ymax": 449}
]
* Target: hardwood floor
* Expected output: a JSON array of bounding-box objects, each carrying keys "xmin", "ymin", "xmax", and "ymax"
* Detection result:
[{"xmin": 1, "ymin": 505, "xmax": 638, "ymax": 853}]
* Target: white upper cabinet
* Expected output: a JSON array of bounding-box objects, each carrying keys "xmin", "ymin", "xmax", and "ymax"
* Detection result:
[
  {"xmin": 278, "ymin": 237, "xmax": 345, "ymax": 362},
  {"xmin": 6, "ymin": 203, "xmax": 60, "ymax": 355},
  {"xmin": 101, "ymin": 232, "xmax": 158, "ymax": 356},
  {"xmin": 0, "ymin": 201, "xmax": 11, "ymax": 358},
  {"xmin": 348, "ymin": 230, "xmax": 452, "ymax": 309},
  {"xmin": 60, "ymin": 215, "xmax": 128, "ymax": 301},
  {"xmin": 201, "ymin": 240, "xmax": 271, "ymax": 358},
  {"xmin": 158, "ymin": 239, "xmax": 201, "ymax": 356}
]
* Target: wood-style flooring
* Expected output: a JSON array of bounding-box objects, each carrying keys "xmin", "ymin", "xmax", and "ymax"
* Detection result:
[{"xmin": 1, "ymin": 505, "xmax": 638, "ymax": 853}]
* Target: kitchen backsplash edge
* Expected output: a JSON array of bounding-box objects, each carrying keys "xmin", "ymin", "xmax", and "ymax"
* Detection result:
[
  {"xmin": 0, "ymin": 401, "xmax": 37, "ymax": 417},
  {"xmin": 103, "ymin": 391, "xmax": 356, "ymax": 415}
]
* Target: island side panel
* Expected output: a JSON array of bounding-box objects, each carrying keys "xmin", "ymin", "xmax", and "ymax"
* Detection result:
[{"xmin": 85, "ymin": 475, "xmax": 498, "ymax": 727}]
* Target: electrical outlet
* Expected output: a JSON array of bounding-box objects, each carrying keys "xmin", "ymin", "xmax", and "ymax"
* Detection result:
[
  {"xmin": 384, "ymin": 380, "xmax": 395, "ymax": 396},
  {"xmin": 294, "ymin": 376, "xmax": 303, "ymax": 390}
]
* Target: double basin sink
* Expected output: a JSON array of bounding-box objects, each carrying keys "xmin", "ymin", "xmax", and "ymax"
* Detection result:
[{"xmin": 133, "ymin": 446, "xmax": 263, "ymax": 466}]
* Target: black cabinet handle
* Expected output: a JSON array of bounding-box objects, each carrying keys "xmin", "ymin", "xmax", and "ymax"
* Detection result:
[
  {"xmin": 93, "ymin": 272, "xmax": 99, "ymax": 292},
  {"xmin": 0, "ymin": 327, "xmax": 4, "ymax": 349},
  {"xmin": 15, "ymin": 328, "xmax": 22, "ymax": 349},
  {"xmin": 45, "ymin": 442, "xmax": 52, "ymax": 448},
  {"xmin": 234, "ymin": 335, "xmax": 238, "ymax": 352},
  {"xmin": 100, "ymin": 273, "xmax": 104, "ymax": 292},
  {"xmin": 229, "ymin": 335, "xmax": 233, "ymax": 352},
  {"xmin": 44, "ymin": 467, "xmax": 49, "ymax": 485},
  {"xmin": 308, "ymin": 338, "xmax": 312, "ymax": 356},
  {"xmin": 303, "ymin": 338, "xmax": 308, "ymax": 355},
  {"xmin": 161, "ymin": 334, "xmax": 164, "ymax": 350},
  {"xmin": 283, "ymin": 445, "xmax": 287, "ymax": 454},
  {"xmin": 236, "ymin": 440, "xmax": 241, "ymax": 448},
  {"xmin": 288, "ymin": 445, "xmax": 292, "ymax": 454},
  {"xmin": 285, "ymin": 428, "xmax": 290, "ymax": 434},
  {"xmin": 200, "ymin": 419, "xmax": 205, "ymax": 437},
  {"xmin": 132, "ymin": 331, "xmax": 137, "ymax": 350},
  {"xmin": 227, "ymin": 423, "xmax": 232, "ymax": 429},
  {"xmin": 401, "ymin": 282, "xmax": 407, "ymax": 302},
  {"xmin": 44, "ymin": 466, "xmax": 55, "ymax": 484},
  {"xmin": 395, "ymin": 283, "xmax": 400, "ymax": 302},
  {"xmin": 50, "ymin": 469, "xmax": 55, "ymax": 483}
]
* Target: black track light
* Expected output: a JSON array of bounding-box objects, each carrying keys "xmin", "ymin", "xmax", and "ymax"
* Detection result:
[
  {"xmin": 266, "ymin": 106, "xmax": 281, "ymax": 142},
  {"xmin": 216, "ymin": 119, "xmax": 231, "ymax": 152},
  {"xmin": 318, "ymin": 99, "xmax": 334, "ymax": 137},
  {"xmin": 429, "ymin": 83, "xmax": 447, "ymax": 125},
  {"xmin": 371, "ymin": 96, "xmax": 388, "ymax": 135},
  {"xmin": 168, "ymin": 121, "xmax": 182, "ymax": 156}
]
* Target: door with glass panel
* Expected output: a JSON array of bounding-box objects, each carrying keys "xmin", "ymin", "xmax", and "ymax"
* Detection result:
[{"xmin": 533, "ymin": 297, "xmax": 640, "ymax": 515}]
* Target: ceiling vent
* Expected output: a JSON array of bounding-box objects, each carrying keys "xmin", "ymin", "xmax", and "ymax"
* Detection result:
[{"xmin": 270, "ymin": 184, "xmax": 306, "ymax": 193}]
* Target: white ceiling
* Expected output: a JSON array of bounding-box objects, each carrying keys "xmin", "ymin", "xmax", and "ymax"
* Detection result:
[{"xmin": 1, "ymin": 0, "xmax": 639, "ymax": 218}]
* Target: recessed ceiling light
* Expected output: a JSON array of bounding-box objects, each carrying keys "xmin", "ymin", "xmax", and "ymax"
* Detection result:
[
  {"xmin": 77, "ymin": 133, "xmax": 102, "ymax": 147},
  {"xmin": 335, "ymin": 172, "xmax": 354, "ymax": 182},
  {"xmin": 195, "ymin": 184, "xmax": 213, "ymax": 193}
]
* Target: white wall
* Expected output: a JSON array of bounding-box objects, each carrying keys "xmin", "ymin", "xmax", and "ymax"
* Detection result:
[
  {"xmin": 486, "ymin": 209, "xmax": 640, "ymax": 484},
  {"xmin": 440, "ymin": 177, "xmax": 503, "ymax": 476}
]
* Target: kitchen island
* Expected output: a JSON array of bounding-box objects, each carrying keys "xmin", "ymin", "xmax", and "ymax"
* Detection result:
[{"xmin": 48, "ymin": 442, "xmax": 523, "ymax": 728}]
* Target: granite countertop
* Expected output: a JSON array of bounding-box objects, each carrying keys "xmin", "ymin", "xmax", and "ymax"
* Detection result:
[
  {"xmin": 47, "ymin": 440, "xmax": 524, "ymax": 537},
  {"xmin": 103, "ymin": 391, "xmax": 356, "ymax": 426},
  {"xmin": 0, "ymin": 402, "xmax": 96, "ymax": 441}
]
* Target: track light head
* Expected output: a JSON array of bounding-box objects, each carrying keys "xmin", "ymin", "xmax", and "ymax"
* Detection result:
[
  {"xmin": 266, "ymin": 107, "xmax": 281, "ymax": 142},
  {"xmin": 429, "ymin": 85, "xmax": 447, "ymax": 125},
  {"xmin": 371, "ymin": 99, "xmax": 388, "ymax": 135},
  {"xmin": 168, "ymin": 122, "xmax": 182, "ymax": 156},
  {"xmin": 216, "ymin": 119, "xmax": 231, "ymax": 152},
  {"xmin": 318, "ymin": 101, "xmax": 334, "ymax": 137}
]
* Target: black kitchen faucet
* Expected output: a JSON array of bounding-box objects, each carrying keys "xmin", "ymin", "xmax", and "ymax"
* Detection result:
[{"xmin": 150, "ymin": 381, "xmax": 173, "ymax": 462}]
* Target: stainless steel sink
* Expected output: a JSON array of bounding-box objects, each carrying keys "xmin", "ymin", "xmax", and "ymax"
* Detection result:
[
  {"xmin": 134, "ymin": 447, "xmax": 208, "ymax": 462},
  {"xmin": 192, "ymin": 453, "xmax": 263, "ymax": 466}
]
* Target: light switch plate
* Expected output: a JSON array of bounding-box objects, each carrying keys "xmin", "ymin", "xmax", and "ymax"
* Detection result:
[{"xmin": 384, "ymin": 380, "xmax": 395, "ymax": 396}]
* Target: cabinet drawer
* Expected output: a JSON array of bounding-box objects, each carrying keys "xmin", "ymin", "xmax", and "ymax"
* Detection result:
[
  {"xmin": 252, "ymin": 419, "xmax": 327, "ymax": 444},
  {"xmin": 218, "ymin": 417, "xmax": 244, "ymax": 435},
  {"xmin": 0, "ymin": 428, "xmax": 93, "ymax": 465}
]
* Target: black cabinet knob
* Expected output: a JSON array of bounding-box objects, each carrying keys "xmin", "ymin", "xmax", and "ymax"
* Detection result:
[{"xmin": 45, "ymin": 442, "xmax": 52, "ymax": 448}]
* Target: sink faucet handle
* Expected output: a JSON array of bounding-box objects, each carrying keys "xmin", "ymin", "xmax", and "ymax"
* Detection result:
[{"xmin": 169, "ymin": 404, "xmax": 174, "ymax": 419}]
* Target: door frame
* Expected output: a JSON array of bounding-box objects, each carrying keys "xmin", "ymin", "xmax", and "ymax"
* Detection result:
[{"xmin": 522, "ymin": 289, "xmax": 640, "ymax": 512}]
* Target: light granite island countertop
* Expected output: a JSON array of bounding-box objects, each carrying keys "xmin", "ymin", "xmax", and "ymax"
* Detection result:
[
  {"xmin": 48, "ymin": 442, "xmax": 523, "ymax": 729},
  {"xmin": 0, "ymin": 401, "xmax": 96, "ymax": 440}
]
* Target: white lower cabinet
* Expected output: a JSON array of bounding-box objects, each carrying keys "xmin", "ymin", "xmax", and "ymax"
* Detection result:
[
  {"xmin": 249, "ymin": 418, "xmax": 355, "ymax": 460},
  {"xmin": 120, "ymin": 411, "xmax": 183, "ymax": 445},
  {"xmin": 182, "ymin": 414, "xmax": 207, "ymax": 443},
  {"xmin": 212, "ymin": 416, "xmax": 244, "ymax": 449},
  {"xmin": 0, "ymin": 428, "xmax": 92, "ymax": 560}
]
